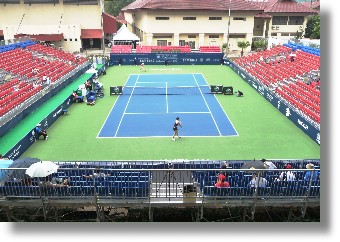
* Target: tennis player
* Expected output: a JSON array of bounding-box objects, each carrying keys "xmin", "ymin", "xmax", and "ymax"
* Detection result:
[
  {"xmin": 140, "ymin": 62, "xmax": 145, "ymax": 72},
  {"xmin": 172, "ymin": 117, "xmax": 182, "ymax": 141}
]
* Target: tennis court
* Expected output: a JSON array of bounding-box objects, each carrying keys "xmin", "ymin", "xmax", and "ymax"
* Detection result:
[{"xmin": 98, "ymin": 74, "xmax": 238, "ymax": 138}]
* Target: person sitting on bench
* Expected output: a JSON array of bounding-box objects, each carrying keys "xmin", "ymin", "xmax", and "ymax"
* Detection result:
[{"xmin": 35, "ymin": 124, "xmax": 48, "ymax": 140}]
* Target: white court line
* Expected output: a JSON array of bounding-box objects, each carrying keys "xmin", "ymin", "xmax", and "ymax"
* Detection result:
[
  {"xmin": 166, "ymin": 81, "xmax": 168, "ymax": 113},
  {"xmin": 96, "ymin": 74, "xmax": 134, "ymax": 138},
  {"xmin": 193, "ymin": 74, "xmax": 222, "ymax": 136},
  {"xmin": 124, "ymin": 112, "xmax": 211, "ymax": 115},
  {"xmin": 114, "ymin": 75, "xmax": 140, "ymax": 137},
  {"xmin": 200, "ymin": 74, "xmax": 239, "ymax": 137},
  {"xmin": 136, "ymin": 81, "xmax": 166, "ymax": 84},
  {"xmin": 97, "ymin": 135, "xmax": 239, "ymax": 139}
]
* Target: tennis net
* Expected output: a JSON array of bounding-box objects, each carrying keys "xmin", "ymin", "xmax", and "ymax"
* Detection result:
[{"xmin": 121, "ymin": 85, "xmax": 213, "ymax": 95}]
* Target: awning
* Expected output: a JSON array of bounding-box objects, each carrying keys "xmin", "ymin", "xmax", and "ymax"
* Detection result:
[
  {"xmin": 14, "ymin": 33, "xmax": 64, "ymax": 41},
  {"xmin": 0, "ymin": 30, "xmax": 3, "ymax": 36},
  {"xmin": 81, "ymin": 29, "xmax": 103, "ymax": 39}
]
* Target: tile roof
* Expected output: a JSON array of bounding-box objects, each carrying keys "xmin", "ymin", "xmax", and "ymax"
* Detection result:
[
  {"xmin": 251, "ymin": 0, "xmax": 318, "ymax": 13},
  {"xmin": 115, "ymin": 12, "xmax": 127, "ymax": 25},
  {"xmin": 122, "ymin": 0, "xmax": 262, "ymax": 11},
  {"xmin": 122, "ymin": 0, "xmax": 318, "ymax": 13}
]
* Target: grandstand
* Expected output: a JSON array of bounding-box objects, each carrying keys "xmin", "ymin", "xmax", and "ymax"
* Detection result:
[
  {"xmin": 0, "ymin": 39, "xmax": 89, "ymax": 135},
  {"xmin": 233, "ymin": 43, "xmax": 320, "ymax": 127},
  {"xmin": 0, "ymin": 159, "xmax": 320, "ymax": 221}
]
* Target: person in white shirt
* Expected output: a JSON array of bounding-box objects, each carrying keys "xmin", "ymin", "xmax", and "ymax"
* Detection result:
[
  {"xmin": 261, "ymin": 158, "xmax": 277, "ymax": 169},
  {"xmin": 249, "ymin": 173, "xmax": 267, "ymax": 188},
  {"xmin": 277, "ymin": 163, "xmax": 296, "ymax": 181}
]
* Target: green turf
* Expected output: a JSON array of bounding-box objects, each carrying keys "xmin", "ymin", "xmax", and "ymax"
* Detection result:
[
  {"xmin": 0, "ymin": 73, "xmax": 94, "ymax": 153},
  {"xmin": 17, "ymin": 65, "xmax": 319, "ymax": 161}
]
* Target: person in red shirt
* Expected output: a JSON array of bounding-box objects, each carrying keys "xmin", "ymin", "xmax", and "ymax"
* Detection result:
[{"xmin": 215, "ymin": 174, "xmax": 230, "ymax": 188}]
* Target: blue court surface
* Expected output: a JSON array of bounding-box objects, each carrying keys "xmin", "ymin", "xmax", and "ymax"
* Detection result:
[{"xmin": 98, "ymin": 74, "xmax": 238, "ymax": 138}]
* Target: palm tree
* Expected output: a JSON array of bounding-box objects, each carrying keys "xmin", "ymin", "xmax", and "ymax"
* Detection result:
[{"xmin": 237, "ymin": 41, "xmax": 250, "ymax": 57}]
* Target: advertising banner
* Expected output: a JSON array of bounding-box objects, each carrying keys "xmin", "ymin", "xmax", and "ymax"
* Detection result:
[{"xmin": 110, "ymin": 53, "xmax": 224, "ymax": 66}]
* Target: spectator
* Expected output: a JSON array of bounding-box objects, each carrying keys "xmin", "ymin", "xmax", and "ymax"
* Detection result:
[
  {"xmin": 277, "ymin": 163, "xmax": 296, "ymax": 181},
  {"xmin": 85, "ymin": 80, "xmax": 92, "ymax": 91},
  {"xmin": 261, "ymin": 158, "xmax": 277, "ymax": 169},
  {"xmin": 72, "ymin": 90, "xmax": 79, "ymax": 102},
  {"xmin": 83, "ymin": 168, "xmax": 111, "ymax": 179},
  {"xmin": 249, "ymin": 173, "xmax": 267, "ymax": 188},
  {"xmin": 44, "ymin": 175, "xmax": 70, "ymax": 187},
  {"xmin": 216, "ymin": 161, "xmax": 229, "ymax": 180},
  {"xmin": 35, "ymin": 123, "xmax": 48, "ymax": 140},
  {"xmin": 304, "ymin": 163, "xmax": 320, "ymax": 181},
  {"xmin": 215, "ymin": 173, "xmax": 230, "ymax": 188}
]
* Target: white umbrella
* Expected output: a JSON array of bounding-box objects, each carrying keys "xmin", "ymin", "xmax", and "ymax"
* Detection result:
[{"xmin": 25, "ymin": 161, "xmax": 59, "ymax": 178}]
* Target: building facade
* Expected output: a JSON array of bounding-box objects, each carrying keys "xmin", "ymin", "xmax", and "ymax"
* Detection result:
[
  {"xmin": 0, "ymin": 0, "xmax": 117, "ymax": 52},
  {"xmin": 121, "ymin": 0, "xmax": 318, "ymax": 52}
]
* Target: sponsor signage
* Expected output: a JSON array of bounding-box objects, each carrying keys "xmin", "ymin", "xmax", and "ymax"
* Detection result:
[{"xmin": 110, "ymin": 53, "xmax": 224, "ymax": 65}]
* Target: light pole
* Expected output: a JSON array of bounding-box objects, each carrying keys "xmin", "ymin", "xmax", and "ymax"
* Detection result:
[
  {"xmin": 226, "ymin": 0, "xmax": 231, "ymax": 58},
  {"xmin": 100, "ymin": 0, "xmax": 105, "ymax": 57}
]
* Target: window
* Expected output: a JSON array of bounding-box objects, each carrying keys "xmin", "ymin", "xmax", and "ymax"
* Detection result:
[
  {"xmin": 179, "ymin": 40, "xmax": 186, "ymax": 46},
  {"xmin": 271, "ymin": 33, "xmax": 278, "ymax": 36},
  {"xmin": 272, "ymin": 16, "xmax": 288, "ymax": 25},
  {"xmin": 154, "ymin": 35, "xmax": 172, "ymax": 38},
  {"xmin": 183, "ymin": 17, "xmax": 196, "ymax": 20},
  {"xmin": 209, "ymin": 17, "xmax": 222, "ymax": 20},
  {"xmin": 288, "ymin": 16, "xmax": 304, "ymax": 25},
  {"xmin": 188, "ymin": 35, "xmax": 196, "ymax": 38},
  {"xmin": 229, "ymin": 34, "xmax": 246, "ymax": 38},
  {"xmin": 289, "ymin": 32, "xmax": 297, "ymax": 36},
  {"xmin": 156, "ymin": 17, "xmax": 169, "ymax": 20},
  {"xmin": 209, "ymin": 35, "xmax": 219, "ymax": 38},
  {"xmin": 233, "ymin": 17, "xmax": 246, "ymax": 21},
  {"xmin": 281, "ymin": 33, "xmax": 289, "ymax": 36},
  {"xmin": 157, "ymin": 40, "xmax": 167, "ymax": 46}
]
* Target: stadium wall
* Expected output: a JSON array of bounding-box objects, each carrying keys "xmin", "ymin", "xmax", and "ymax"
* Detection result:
[
  {"xmin": 109, "ymin": 53, "xmax": 224, "ymax": 66},
  {"xmin": 226, "ymin": 60, "xmax": 320, "ymax": 145}
]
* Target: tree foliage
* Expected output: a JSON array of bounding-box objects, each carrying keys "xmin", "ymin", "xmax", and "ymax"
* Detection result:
[
  {"xmin": 237, "ymin": 41, "xmax": 250, "ymax": 56},
  {"xmin": 304, "ymin": 15, "xmax": 320, "ymax": 39},
  {"xmin": 253, "ymin": 39, "xmax": 267, "ymax": 51},
  {"xmin": 104, "ymin": 0, "xmax": 134, "ymax": 16}
]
